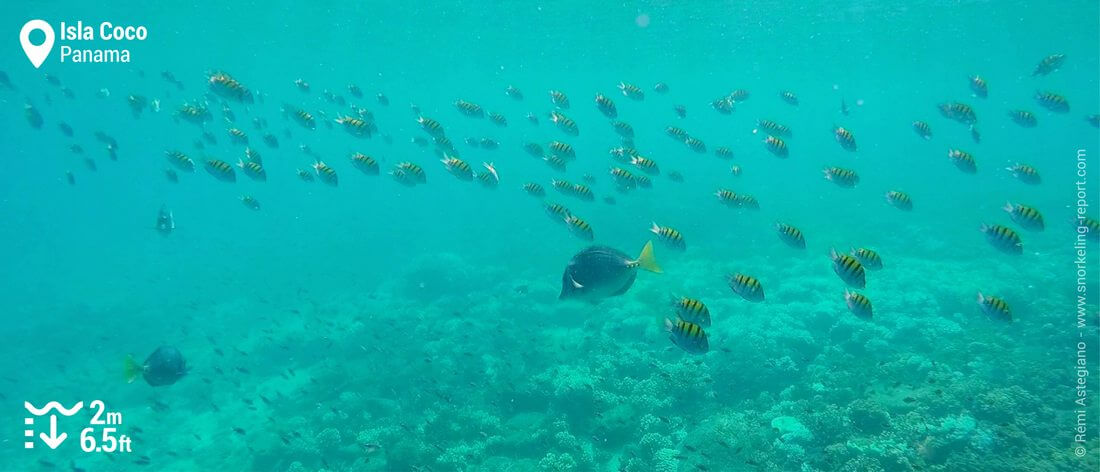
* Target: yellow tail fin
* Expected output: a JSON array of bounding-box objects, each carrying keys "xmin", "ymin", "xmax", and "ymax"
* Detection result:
[
  {"xmin": 123, "ymin": 355, "xmax": 141, "ymax": 384},
  {"xmin": 636, "ymin": 240, "xmax": 663, "ymax": 274}
]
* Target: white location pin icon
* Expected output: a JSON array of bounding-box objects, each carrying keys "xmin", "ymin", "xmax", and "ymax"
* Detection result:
[{"xmin": 20, "ymin": 20, "xmax": 55, "ymax": 69}]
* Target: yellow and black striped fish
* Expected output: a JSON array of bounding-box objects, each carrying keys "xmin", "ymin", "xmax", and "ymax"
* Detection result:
[
  {"xmin": 833, "ymin": 126, "xmax": 857, "ymax": 151},
  {"xmin": 912, "ymin": 121, "xmax": 932, "ymax": 140},
  {"xmin": 885, "ymin": 190, "xmax": 913, "ymax": 211},
  {"xmin": 549, "ymin": 111, "xmax": 578, "ymax": 136},
  {"xmin": 850, "ymin": 247, "xmax": 883, "ymax": 270},
  {"xmin": 664, "ymin": 318, "xmax": 709, "ymax": 354},
  {"xmin": 1003, "ymin": 202, "xmax": 1044, "ymax": 231},
  {"xmin": 844, "ymin": 290, "xmax": 873, "ymax": 320},
  {"xmin": 631, "ymin": 156, "xmax": 659, "ymax": 175},
  {"xmin": 728, "ymin": 273, "xmax": 765, "ymax": 302},
  {"xmin": 714, "ymin": 147, "xmax": 734, "ymax": 159},
  {"xmin": 544, "ymin": 155, "xmax": 568, "ymax": 172},
  {"xmin": 780, "ymin": 90, "xmax": 799, "ymax": 106},
  {"xmin": 829, "ymin": 249, "xmax": 866, "ymax": 288},
  {"xmin": 1008, "ymin": 110, "xmax": 1037, "ymax": 127},
  {"xmin": 398, "ymin": 162, "xmax": 427, "ymax": 183},
  {"xmin": 441, "ymin": 156, "xmax": 473, "ymax": 180},
  {"xmin": 823, "ymin": 166, "xmax": 859, "ymax": 187},
  {"xmin": 228, "ymin": 127, "xmax": 248, "ymax": 144},
  {"xmin": 236, "ymin": 159, "xmax": 266, "ymax": 181},
  {"xmin": 204, "ymin": 159, "xmax": 236, "ymax": 182},
  {"xmin": 758, "ymin": 119, "xmax": 791, "ymax": 137},
  {"xmin": 977, "ymin": 292, "xmax": 1012, "ymax": 322},
  {"xmin": 1035, "ymin": 91, "xmax": 1069, "ymax": 113},
  {"xmin": 312, "ymin": 161, "xmax": 338, "ymax": 186},
  {"xmin": 618, "ymin": 82, "xmax": 644, "ymax": 100},
  {"xmin": 595, "ymin": 93, "xmax": 617, "ymax": 118},
  {"xmin": 948, "ymin": 149, "xmax": 977, "ymax": 173},
  {"xmin": 351, "ymin": 153, "xmax": 380, "ymax": 175},
  {"xmin": 980, "ymin": 224, "xmax": 1022, "ymax": 255},
  {"xmin": 612, "ymin": 121, "xmax": 634, "ymax": 138},
  {"xmin": 764, "ymin": 135, "xmax": 788, "ymax": 158},
  {"xmin": 1032, "ymin": 54, "xmax": 1065, "ymax": 76},
  {"xmin": 417, "ymin": 116, "xmax": 445, "ymax": 137},
  {"xmin": 776, "ymin": 223, "xmax": 806, "ymax": 249},
  {"xmin": 649, "ymin": 222, "xmax": 685, "ymax": 250},
  {"xmin": 564, "ymin": 215, "xmax": 594, "ymax": 241},
  {"xmin": 684, "ymin": 136, "xmax": 706, "ymax": 154},
  {"xmin": 1006, "ymin": 163, "xmax": 1040, "ymax": 184},
  {"xmin": 524, "ymin": 182, "xmax": 545, "ymax": 197},
  {"xmin": 668, "ymin": 297, "xmax": 712, "ymax": 325},
  {"xmin": 549, "ymin": 141, "xmax": 575, "ymax": 159},
  {"xmin": 671, "ymin": 297, "xmax": 711, "ymax": 327},
  {"xmin": 454, "ymin": 100, "xmax": 484, "ymax": 117},
  {"xmin": 165, "ymin": 150, "xmax": 194, "ymax": 172},
  {"xmin": 549, "ymin": 90, "xmax": 570, "ymax": 108},
  {"xmin": 969, "ymin": 75, "xmax": 987, "ymax": 98},
  {"xmin": 488, "ymin": 112, "xmax": 507, "ymax": 127}
]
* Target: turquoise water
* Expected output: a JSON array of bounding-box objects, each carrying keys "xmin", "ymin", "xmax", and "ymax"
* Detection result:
[{"xmin": 1, "ymin": 1, "xmax": 1099, "ymax": 470}]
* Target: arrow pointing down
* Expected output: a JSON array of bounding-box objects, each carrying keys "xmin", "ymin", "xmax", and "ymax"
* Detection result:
[{"xmin": 39, "ymin": 415, "xmax": 66, "ymax": 449}]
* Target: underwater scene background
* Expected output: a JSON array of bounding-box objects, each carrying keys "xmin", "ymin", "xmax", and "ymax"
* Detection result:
[{"xmin": 1, "ymin": 0, "xmax": 1099, "ymax": 471}]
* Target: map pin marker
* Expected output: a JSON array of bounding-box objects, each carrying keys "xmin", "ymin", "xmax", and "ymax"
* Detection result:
[{"xmin": 20, "ymin": 20, "xmax": 55, "ymax": 69}]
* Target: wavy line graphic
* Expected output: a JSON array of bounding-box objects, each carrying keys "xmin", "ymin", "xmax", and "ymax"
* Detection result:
[{"xmin": 24, "ymin": 401, "xmax": 83, "ymax": 416}]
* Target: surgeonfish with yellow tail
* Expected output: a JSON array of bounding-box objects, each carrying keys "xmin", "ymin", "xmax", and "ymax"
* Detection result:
[
  {"xmin": 124, "ymin": 346, "xmax": 188, "ymax": 387},
  {"xmin": 728, "ymin": 273, "xmax": 765, "ymax": 302},
  {"xmin": 665, "ymin": 318, "xmax": 709, "ymax": 355},
  {"xmin": 829, "ymin": 248, "xmax": 867, "ymax": 288},
  {"xmin": 671, "ymin": 296, "xmax": 711, "ymax": 327},
  {"xmin": 977, "ymin": 292, "xmax": 1012, "ymax": 322},
  {"xmin": 559, "ymin": 241, "xmax": 662, "ymax": 302},
  {"xmin": 649, "ymin": 222, "xmax": 686, "ymax": 251},
  {"xmin": 844, "ymin": 290, "xmax": 873, "ymax": 320}
]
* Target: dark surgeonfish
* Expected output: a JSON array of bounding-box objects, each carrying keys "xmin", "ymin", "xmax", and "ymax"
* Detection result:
[
  {"xmin": 559, "ymin": 241, "xmax": 662, "ymax": 302},
  {"xmin": 125, "ymin": 346, "xmax": 189, "ymax": 387},
  {"xmin": 155, "ymin": 205, "xmax": 174, "ymax": 236}
]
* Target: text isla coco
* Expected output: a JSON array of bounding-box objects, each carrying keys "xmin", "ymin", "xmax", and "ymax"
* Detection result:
[{"xmin": 59, "ymin": 21, "xmax": 147, "ymax": 41}]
